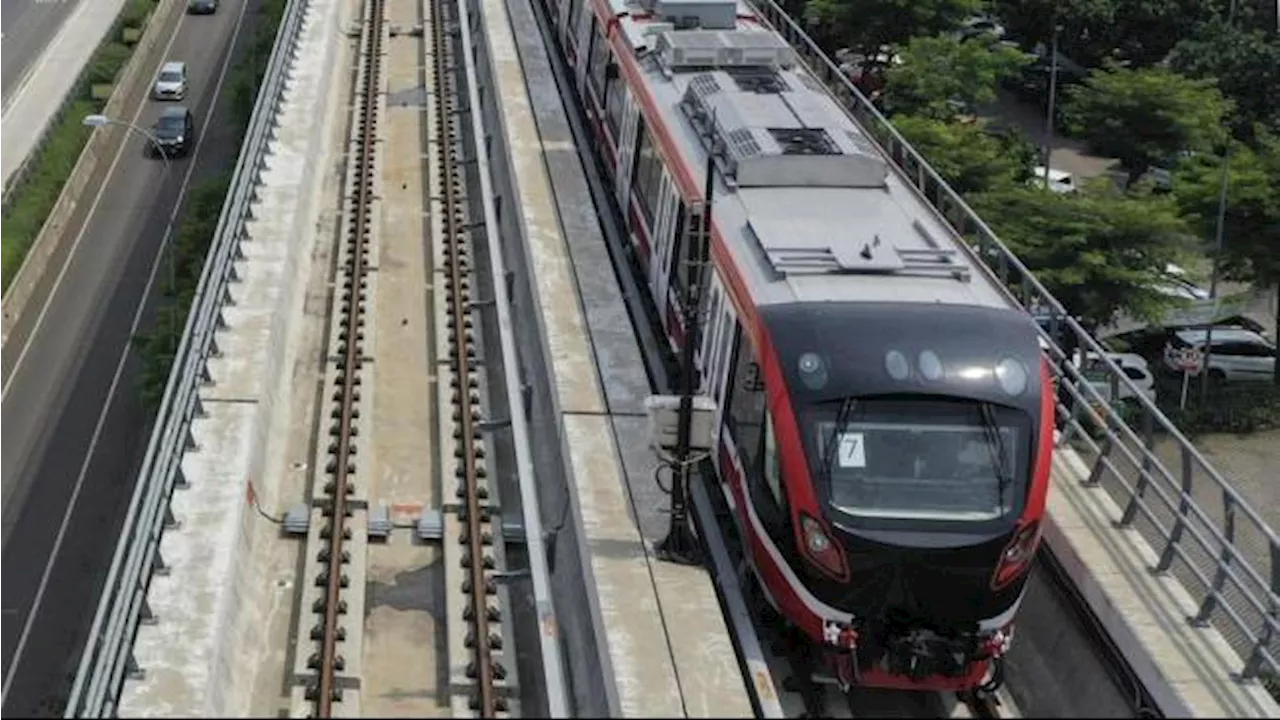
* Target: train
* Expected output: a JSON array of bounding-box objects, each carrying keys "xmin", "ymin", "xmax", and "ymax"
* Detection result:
[{"xmin": 537, "ymin": 0, "xmax": 1055, "ymax": 694}]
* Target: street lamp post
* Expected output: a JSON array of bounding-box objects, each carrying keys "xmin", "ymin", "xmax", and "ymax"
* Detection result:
[
  {"xmin": 1042, "ymin": 22, "xmax": 1063, "ymax": 190},
  {"xmin": 82, "ymin": 114, "xmax": 178, "ymax": 348},
  {"xmin": 1196, "ymin": 0, "xmax": 1241, "ymax": 403}
]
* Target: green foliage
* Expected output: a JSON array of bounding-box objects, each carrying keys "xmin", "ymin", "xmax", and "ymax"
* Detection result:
[
  {"xmin": 1169, "ymin": 17, "xmax": 1280, "ymax": 140},
  {"xmin": 120, "ymin": 0, "xmax": 157, "ymax": 29},
  {"xmin": 87, "ymin": 42, "xmax": 132, "ymax": 85},
  {"xmin": 891, "ymin": 116, "xmax": 1030, "ymax": 193},
  {"xmin": 1154, "ymin": 372, "xmax": 1280, "ymax": 435},
  {"xmin": 992, "ymin": 0, "xmax": 1234, "ymax": 67},
  {"xmin": 0, "ymin": 100, "xmax": 99, "ymax": 287},
  {"xmin": 882, "ymin": 34, "xmax": 1029, "ymax": 120},
  {"xmin": 1064, "ymin": 63, "xmax": 1229, "ymax": 184},
  {"xmin": 802, "ymin": 0, "xmax": 982, "ymax": 57},
  {"xmin": 968, "ymin": 185, "xmax": 1195, "ymax": 328}
]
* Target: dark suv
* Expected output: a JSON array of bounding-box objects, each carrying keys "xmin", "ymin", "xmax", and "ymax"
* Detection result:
[
  {"xmin": 187, "ymin": 0, "xmax": 218, "ymax": 13},
  {"xmin": 151, "ymin": 106, "xmax": 195, "ymax": 158}
]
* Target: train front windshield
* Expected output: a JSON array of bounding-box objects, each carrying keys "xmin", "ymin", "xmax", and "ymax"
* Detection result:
[{"xmin": 806, "ymin": 397, "xmax": 1033, "ymax": 524}]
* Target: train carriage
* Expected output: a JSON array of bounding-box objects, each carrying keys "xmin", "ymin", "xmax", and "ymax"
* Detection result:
[{"xmin": 540, "ymin": 0, "xmax": 1055, "ymax": 692}]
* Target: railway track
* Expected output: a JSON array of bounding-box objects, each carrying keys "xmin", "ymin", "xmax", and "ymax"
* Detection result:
[
  {"xmin": 296, "ymin": 0, "xmax": 506, "ymax": 714},
  {"xmin": 430, "ymin": 0, "xmax": 507, "ymax": 711},
  {"xmin": 306, "ymin": 0, "xmax": 387, "ymax": 713}
]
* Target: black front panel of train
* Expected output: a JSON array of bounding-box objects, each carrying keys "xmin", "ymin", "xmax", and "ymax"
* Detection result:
[{"xmin": 760, "ymin": 301, "xmax": 1044, "ymax": 630}]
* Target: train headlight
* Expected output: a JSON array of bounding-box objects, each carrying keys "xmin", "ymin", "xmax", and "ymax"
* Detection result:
[
  {"xmin": 799, "ymin": 513, "xmax": 848, "ymax": 581},
  {"xmin": 991, "ymin": 521, "xmax": 1041, "ymax": 590},
  {"xmin": 995, "ymin": 357, "xmax": 1029, "ymax": 396},
  {"xmin": 801, "ymin": 515, "xmax": 831, "ymax": 553}
]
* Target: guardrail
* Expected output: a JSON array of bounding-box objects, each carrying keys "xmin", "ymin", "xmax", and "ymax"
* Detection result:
[
  {"xmin": 62, "ymin": 0, "xmax": 310, "ymax": 715},
  {"xmin": 749, "ymin": 0, "xmax": 1279, "ymax": 687}
]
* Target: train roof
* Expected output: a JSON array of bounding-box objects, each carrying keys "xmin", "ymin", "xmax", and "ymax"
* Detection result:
[{"xmin": 601, "ymin": 0, "xmax": 1015, "ymax": 311}]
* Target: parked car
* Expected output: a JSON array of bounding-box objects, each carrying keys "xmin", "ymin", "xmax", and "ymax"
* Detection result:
[
  {"xmin": 1163, "ymin": 327, "xmax": 1276, "ymax": 383},
  {"xmin": 150, "ymin": 106, "xmax": 195, "ymax": 158},
  {"xmin": 1030, "ymin": 165, "xmax": 1076, "ymax": 194},
  {"xmin": 1076, "ymin": 351, "xmax": 1157, "ymax": 405},
  {"xmin": 153, "ymin": 61, "xmax": 188, "ymax": 100},
  {"xmin": 954, "ymin": 14, "xmax": 1007, "ymax": 42}
]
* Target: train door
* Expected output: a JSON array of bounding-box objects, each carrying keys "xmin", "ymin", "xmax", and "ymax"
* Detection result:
[
  {"xmin": 650, "ymin": 179, "xmax": 681, "ymax": 323},
  {"xmin": 616, "ymin": 99, "xmax": 640, "ymax": 210},
  {"xmin": 573, "ymin": 1, "xmax": 593, "ymax": 87},
  {"xmin": 701, "ymin": 271, "xmax": 736, "ymax": 434},
  {"xmin": 557, "ymin": 0, "xmax": 574, "ymax": 54}
]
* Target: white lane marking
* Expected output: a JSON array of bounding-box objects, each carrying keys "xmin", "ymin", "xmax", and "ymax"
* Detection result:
[
  {"xmin": 0, "ymin": 0, "xmax": 253, "ymax": 698},
  {"xmin": 1, "ymin": 3, "xmax": 185, "ymax": 399},
  {"xmin": 2, "ymin": 0, "xmax": 91, "ymax": 117}
]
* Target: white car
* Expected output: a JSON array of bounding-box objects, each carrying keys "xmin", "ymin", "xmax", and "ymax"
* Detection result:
[
  {"xmin": 1165, "ymin": 328, "xmax": 1276, "ymax": 383},
  {"xmin": 1030, "ymin": 166, "xmax": 1076, "ymax": 194},
  {"xmin": 153, "ymin": 61, "xmax": 188, "ymax": 100},
  {"xmin": 1076, "ymin": 351, "xmax": 1156, "ymax": 405}
]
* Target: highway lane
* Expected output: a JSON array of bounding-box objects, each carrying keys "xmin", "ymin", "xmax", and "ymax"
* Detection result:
[
  {"xmin": 0, "ymin": 0, "xmax": 260, "ymax": 713},
  {"xmin": 0, "ymin": 0, "xmax": 82, "ymax": 105}
]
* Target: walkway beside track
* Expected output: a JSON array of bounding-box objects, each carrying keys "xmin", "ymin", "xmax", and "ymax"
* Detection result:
[{"xmin": 473, "ymin": 0, "xmax": 755, "ymax": 713}]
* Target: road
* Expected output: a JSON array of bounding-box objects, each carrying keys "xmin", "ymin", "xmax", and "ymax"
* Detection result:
[
  {"xmin": 0, "ymin": 0, "xmax": 262, "ymax": 714},
  {"xmin": 0, "ymin": 0, "xmax": 82, "ymax": 106}
]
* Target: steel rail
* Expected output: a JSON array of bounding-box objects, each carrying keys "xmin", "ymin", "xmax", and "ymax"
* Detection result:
[
  {"xmin": 311, "ymin": 0, "xmax": 384, "ymax": 713},
  {"xmin": 434, "ymin": 0, "xmax": 501, "ymax": 710}
]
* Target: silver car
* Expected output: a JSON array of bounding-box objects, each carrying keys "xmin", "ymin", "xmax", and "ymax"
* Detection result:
[{"xmin": 153, "ymin": 61, "xmax": 188, "ymax": 100}]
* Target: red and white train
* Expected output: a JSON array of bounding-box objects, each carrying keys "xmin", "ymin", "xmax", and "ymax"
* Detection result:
[{"xmin": 539, "ymin": 0, "xmax": 1055, "ymax": 693}]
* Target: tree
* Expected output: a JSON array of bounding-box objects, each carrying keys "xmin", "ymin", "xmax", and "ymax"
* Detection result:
[
  {"xmin": 993, "ymin": 0, "xmax": 1233, "ymax": 68},
  {"xmin": 801, "ymin": 0, "xmax": 982, "ymax": 59},
  {"xmin": 1172, "ymin": 136, "xmax": 1280, "ymax": 380},
  {"xmin": 881, "ymin": 34, "xmax": 1030, "ymax": 120},
  {"xmin": 1064, "ymin": 63, "xmax": 1229, "ymax": 186},
  {"xmin": 892, "ymin": 116, "xmax": 1031, "ymax": 194},
  {"xmin": 969, "ymin": 186, "xmax": 1196, "ymax": 328},
  {"xmin": 1169, "ymin": 17, "xmax": 1280, "ymax": 141}
]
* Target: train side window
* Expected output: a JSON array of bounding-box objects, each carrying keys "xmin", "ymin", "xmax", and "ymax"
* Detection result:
[
  {"xmin": 586, "ymin": 19, "xmax": 609, "ymax": 99},
  {"xmin": 631, "ymin": 124, "xmax": 664, "ymax": 229}
]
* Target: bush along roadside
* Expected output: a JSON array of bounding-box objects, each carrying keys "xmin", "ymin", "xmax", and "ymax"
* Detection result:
[
  {"xmin": 0, "ymin": 0, "xmax": 158, "ymax": 290},
  {"xmin": 133, "ymin": 0, "xmax": 289, "ymax": 412}
]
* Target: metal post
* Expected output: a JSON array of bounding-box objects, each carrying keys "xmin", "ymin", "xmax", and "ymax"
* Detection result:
[
  {"xmin": 1198, "ymin": 145, "xmax": 1232, "ymax": 404},
  {"xmin": 1198, "ymin": 0, "xmax": 1239, "ymax": 405},
  {"xmin": 657, "ymin": 153, "xmax": 715, "ymax": 566},
  {"xmin": 1042, "ymin": 23, "xmax": 1061, "ymax": 189}
]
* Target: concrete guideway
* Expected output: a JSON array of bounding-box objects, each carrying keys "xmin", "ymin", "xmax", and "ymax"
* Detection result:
[
  {"xmin": 0, "ymin": 0, "xmax": 124, "ymax": 188},
  {"xmin": 481, "ymin": 0, "xmax": 755, "ymax": 712},
  {"xmin": 0, "ymin": 0, "xmax": 259, "ymax": 715}
]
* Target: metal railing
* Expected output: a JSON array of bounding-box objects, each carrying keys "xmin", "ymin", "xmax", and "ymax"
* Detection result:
[
  {"xmin": 63, "ymin": 0, "xmax": 311, "ymax": 714},
  {"xmin": 748, "ymin": 0, "xmax": 1278, "ymax": 686}
]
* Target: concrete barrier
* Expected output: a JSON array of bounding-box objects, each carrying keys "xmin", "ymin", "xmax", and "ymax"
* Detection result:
[{"xmin": 1, "ymin": 0, "xmax": 183, "ymax": 351}]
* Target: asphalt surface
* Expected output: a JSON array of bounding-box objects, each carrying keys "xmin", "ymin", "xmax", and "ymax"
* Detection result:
[
  {"xmin": 0, "ymin": 0, "xmax": 81, "ymax": 106},
  {"xmin": 0, "ymin": 0, "xmax": 263, "ymax": 714}
]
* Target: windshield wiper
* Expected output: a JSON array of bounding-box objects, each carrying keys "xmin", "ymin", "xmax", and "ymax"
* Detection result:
[
  {"xmin": 820, "ymin": 397, "xmax": 858, "ymax": 486},
  {"xmin": 978, "ymin": 402, "xmax": 1012, "ymax": 510}
]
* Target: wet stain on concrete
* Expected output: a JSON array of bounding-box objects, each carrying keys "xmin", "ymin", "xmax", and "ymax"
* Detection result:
[{"xmin": 366, "ymin": 558, "xmax": 443, "ymax": 619}]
